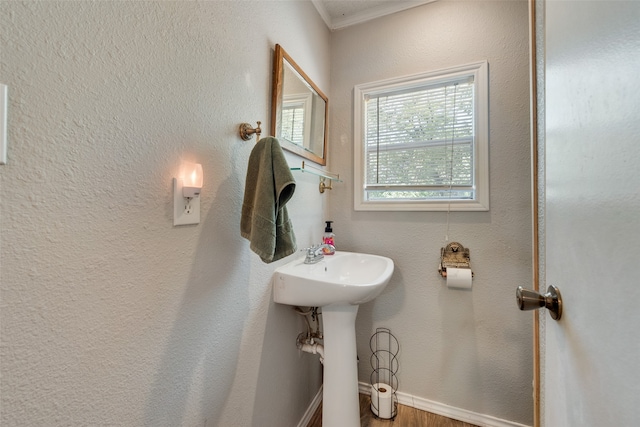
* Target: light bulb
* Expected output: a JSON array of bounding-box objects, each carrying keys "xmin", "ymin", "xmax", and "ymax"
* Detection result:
[{"xmin": 182, "ymin": 163, "xmax": 203, "ymax": 198}]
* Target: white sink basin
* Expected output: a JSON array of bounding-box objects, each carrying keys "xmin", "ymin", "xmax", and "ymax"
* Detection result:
[{"xmin": 272, "ymin": 251, "xmax": 394, "ymax": 307}]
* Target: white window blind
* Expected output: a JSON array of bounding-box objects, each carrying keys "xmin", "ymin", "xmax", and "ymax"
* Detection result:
[
  {"xmin": 281, "ymin": 105, "xmax": 304, "ymax": 146},
  {"xmin": 365, "ymin": 77, "xmax": 474, "ymax": 200},
  {"xmin": 354, "ymin": 61, "xmax": 489, "ymax": 211}
]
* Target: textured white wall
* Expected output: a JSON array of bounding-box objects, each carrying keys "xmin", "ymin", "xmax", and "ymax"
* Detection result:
[
  {"xmin": 328, "ymin": 0, "xmax": 533, "ymax": 424},
  {"xmin": 0, "ymin": 1, "xmax": 329, "ymax": 426}
]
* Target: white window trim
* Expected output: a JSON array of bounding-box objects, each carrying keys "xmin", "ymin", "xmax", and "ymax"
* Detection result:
[{"xmin": 354, "ymin": 61, "xmax": 489, "ymax": 211}]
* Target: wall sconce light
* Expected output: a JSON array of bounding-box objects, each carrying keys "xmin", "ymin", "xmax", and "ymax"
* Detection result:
[{"xmin": 173, "ymin": 163, "xmax": 203, "ymax": 226}]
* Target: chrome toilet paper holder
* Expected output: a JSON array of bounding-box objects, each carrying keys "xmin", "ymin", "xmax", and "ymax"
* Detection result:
[
  {"xmin": 439, "ymin": 241, "xmax": 473, "ymax": 278},
  {"xmin": 369, "ymin": 328, "xmax": 398, "ymax": 420}
]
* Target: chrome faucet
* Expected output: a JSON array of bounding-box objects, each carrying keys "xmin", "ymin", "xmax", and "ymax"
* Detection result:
[{"xmin": 304, "ymin": 243, "xmax": 336, "ymax": 264}]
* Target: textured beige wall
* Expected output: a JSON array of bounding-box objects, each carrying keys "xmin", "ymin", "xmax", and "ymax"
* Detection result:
[
  {"xmin": 328, "ymin": 0, "xmax": 533, "ymax": 425},
  {"xmin": 2, "ymin": 0, "xmax": 537, "ymax": 425},
  {"xmin": 0, "ymin": 1, "xmax": 328, "ymax": 426}
]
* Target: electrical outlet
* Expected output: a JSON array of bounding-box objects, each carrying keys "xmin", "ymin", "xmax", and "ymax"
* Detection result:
[{"xmin": 173, "ymin": 178, "xmax": 200, "ymax": 226}]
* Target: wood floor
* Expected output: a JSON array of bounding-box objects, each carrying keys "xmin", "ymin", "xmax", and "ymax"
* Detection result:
[{"xmin": 306, "ymin": 394, "xmax": 479, "ymax": 427}]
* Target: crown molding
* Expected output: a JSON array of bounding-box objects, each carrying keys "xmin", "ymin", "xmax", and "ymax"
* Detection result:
[{"xmin": 312, "ymin": 0, "xmax": 438, "ymax": 31}]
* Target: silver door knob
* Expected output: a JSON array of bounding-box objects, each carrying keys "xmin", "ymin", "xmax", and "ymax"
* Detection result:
[{"xmin": 516, "ymin": 285, "xmax": 562, "ymax": 320}]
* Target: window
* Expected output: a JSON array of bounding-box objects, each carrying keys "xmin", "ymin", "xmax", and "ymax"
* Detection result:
[
  {"xmin": 281, "ymin": 93, "xmax": 312, "ymax": 146},
  {"xmin": 354, "ymin": 61, "xmax": 489, "ymax": 211}
]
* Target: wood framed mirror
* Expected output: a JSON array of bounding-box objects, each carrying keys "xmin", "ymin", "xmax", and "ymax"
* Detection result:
[{"xmin": 271, "ymin": 44, "xmax": 328, "ymax": 166}]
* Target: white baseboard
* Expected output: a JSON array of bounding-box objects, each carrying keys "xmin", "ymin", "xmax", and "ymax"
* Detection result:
[
  {"xmin": 358, "ymin": 382, "xmax": 531, "ymax": 427},
  {"xmin": 297, "ymin": 385, "xmax": 323, "ymax": 427}
]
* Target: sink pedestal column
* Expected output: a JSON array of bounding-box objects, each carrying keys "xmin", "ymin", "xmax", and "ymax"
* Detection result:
[{"xmin": 321, "ymin": 303, "xmax": 360, "ymax": 427}]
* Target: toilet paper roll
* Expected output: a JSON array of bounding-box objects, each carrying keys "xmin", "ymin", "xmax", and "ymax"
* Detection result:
[
  {"xmin": 370, "ymin": 383, "xmax": 395, "ymax": 419},
  {"xmin": 446, "ymin": 267, "xmax": 473, "ymax": 290}
]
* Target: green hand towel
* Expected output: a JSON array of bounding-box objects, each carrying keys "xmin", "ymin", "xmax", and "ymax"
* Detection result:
[{"xmin": 241, "ymin": 137, "xmax": 297, "ymax": 263}]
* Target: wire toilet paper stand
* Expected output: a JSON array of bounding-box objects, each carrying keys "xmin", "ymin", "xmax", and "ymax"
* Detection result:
[{"xmin": 369, "ymin": 327, "xmax": 399, "ymax": 419}]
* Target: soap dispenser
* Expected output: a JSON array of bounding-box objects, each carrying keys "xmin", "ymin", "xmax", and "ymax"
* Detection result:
[{"xmin": 323, "ymin": 221, "xmax": 335, "ymax": 254}]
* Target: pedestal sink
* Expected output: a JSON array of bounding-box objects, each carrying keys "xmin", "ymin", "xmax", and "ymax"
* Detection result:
[{"xmin": 272, "ymin": 251, "xmax": 394, "ymax": 427}]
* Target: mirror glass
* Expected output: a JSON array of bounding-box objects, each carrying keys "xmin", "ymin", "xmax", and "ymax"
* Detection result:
[{"xmin": 271, "ymin": 44, "xmax": 328, "ymax": 165}]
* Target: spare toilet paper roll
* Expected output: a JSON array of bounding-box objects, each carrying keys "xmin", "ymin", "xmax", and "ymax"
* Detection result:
[
  {"xmin": 370, "ymin": 383, "xmax": 395, "ymax": 419},
  {"xmin": 446, "ymin": 267, "xmax": 473, "ymax": 289}
]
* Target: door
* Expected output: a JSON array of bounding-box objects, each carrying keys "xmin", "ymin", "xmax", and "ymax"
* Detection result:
[{"xmin": 543, "ymin": 0, "xmax": 640, "ymax": 425}]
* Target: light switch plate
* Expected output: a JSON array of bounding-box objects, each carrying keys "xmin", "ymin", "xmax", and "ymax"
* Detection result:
[
  {"xmin": 173, "ymin": 178, "xmax": 200, "ymax": 226},
  {"xmin": 0, "ymin": 84, "xmax": 7, "ymax": 165}
]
